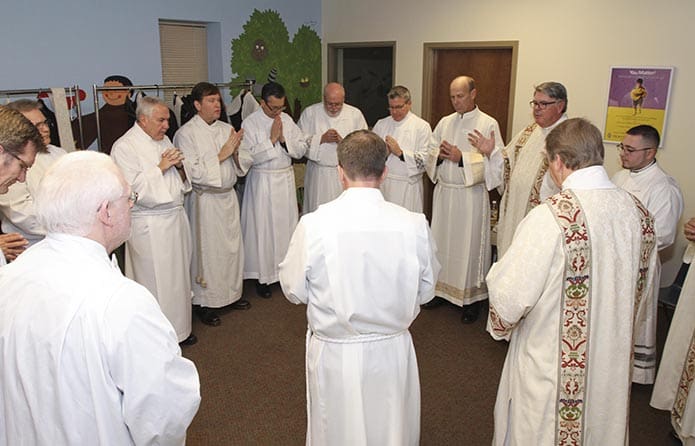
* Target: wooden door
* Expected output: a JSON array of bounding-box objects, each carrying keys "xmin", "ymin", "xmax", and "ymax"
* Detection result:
[{"xmin": 421, "ymin": 42, "xmax": 517, "ymax": 221}]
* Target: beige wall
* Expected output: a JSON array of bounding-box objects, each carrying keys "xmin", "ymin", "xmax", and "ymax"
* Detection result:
[{"xmin": 322, "ymin": 0, "xmax": 694, "ymax": 283}]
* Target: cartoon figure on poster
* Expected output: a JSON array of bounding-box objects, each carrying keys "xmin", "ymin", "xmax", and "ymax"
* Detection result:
[{"xmin": 604, "ymin": 66, "xmax": 673, "ymax": 143}]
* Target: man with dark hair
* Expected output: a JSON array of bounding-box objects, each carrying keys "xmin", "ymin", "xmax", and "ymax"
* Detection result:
[
  {"xmin": 373, "ymin": 85, "xmax": 432, "ymax": 213},
  {"xmin": 299, "ymin": 82, "xmax": 367, "ymax": 214},
  {"xmin": 612, "ymin": 123, "xmax": 683, "ymax": 384},
  {"xmin": 174, "ymin": 82, "xmax": 251, "ymax": 327},
  {"xmin": 487, "ymin": 118, "xmax": 658, "ymax": 445},
  {"xmin": 0, "ymin": 100, "xmax": 67, "ymax": 250},
  {"xmin": 240, "ymin": 82, "xmax": 308, "ymax": 297},
  {"xmin": 0, "ymin": 106, "xmax": 43, "ymax": 266},
  {"xmin": 279, "ymin": 129, "xmax": 440, "ymax": 445}
]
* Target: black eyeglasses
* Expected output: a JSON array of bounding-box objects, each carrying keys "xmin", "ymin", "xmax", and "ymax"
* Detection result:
[
  {"xmin": 616, "ymin": 142, "xmax": 654, "ymax": 154},
  {"xmin": 6, "ymin": 151, "xmax": 30, "ymax": 173},
  {"xmin": 529, "ymin": 100, "xmax": 558, "ymax": 110}
]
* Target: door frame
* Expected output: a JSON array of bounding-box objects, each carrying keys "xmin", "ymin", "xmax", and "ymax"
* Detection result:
[
  {"xmin": 327, "ymin": 41, "xmax": 396, "ymax": 85},
  {"xmin": 421, "ymin": 41, "xmax": 518, "ymax": 142}
]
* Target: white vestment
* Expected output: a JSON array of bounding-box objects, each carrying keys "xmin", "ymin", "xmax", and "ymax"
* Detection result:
[
  {"xmin": 613, "ymin": 161, "xmax": 683, "ymax": 383},
  {"xmin": 174, "ymin": 115, "xmax": 245, "ymax": 308},
  {"xmin": 111, "ymin": 124, "xmax": 194, "ymax": 342},
  {"xmin": 428, "ymin": 107, "xmax": 503, "ymax": 306},
  {"xmin": 496, "ymin": 116, "xmax": 567, "ymax": 257},
  {"xmin": 240, "ymin": 109, "xmax": 308, "ymax": 284},
  {"xmin": 373, "ymin": 111, "xmax": 432, "ymax": 213},
  {"xmin": 0, "ymin": 234, "xmax": 200, "ymax": 445},
  {"xmin": 651, "ymin": 247, "xmax": 695, "ymax": 445},
  {"xmin": 279, "ymin": 187, "xmax": 440, "ymax": 446},
  {"xmin": 298, "ymin": 102, "xmax": 367, "ymax": 214},
  {"xmin": 486, "ymin": 166, "xmax": 658, "ymax": 446},
  {"xmin": 0, "ymin": 144, "xmax": 66, "ymax": 246}
]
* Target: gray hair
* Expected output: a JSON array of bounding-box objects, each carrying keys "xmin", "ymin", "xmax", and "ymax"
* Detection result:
[
  {"xmin": 36, "ymin": 151, "xmax": 125, "ymax": 236},
  {"xmin": 545, "ymin": 118, "xmax": 604, "ymax": 170},
  {"xmin": 5, "ymin": 99, "xmax": 42, "ymax": 114},
  {"xmin": 535, "ymin": 82, "xmax": 568, "ymax": 113},
  {"xmin": 387, "ymin": 85, "xmax": 411, "ymax": 103},
  {"xmin": 136, "ymin": 96, "xmax": 166, "ymax": 120}
]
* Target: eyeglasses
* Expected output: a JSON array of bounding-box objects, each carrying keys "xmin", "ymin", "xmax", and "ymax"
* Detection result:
[
  {"xmin": 6, "ymin": 150, "xmax": 30, "ymax": 173},
  {"xmin": 265, "ymin": 103, "xmax": 286, "ymax": 113},
  {"xmin": 616, "ymin": 142, "xmax": 654, "ymax": 154},
  {"xmin": 128, "ymin": 191, "xmax": 139, "ymax": 205},
  {"xmin": 33, "ymin": 120, "xmax": 50, "ymax": 130},
  {"xmin": 387, "ymin": 104, "xmax": 407, "ymax": 110},
  {"xmin": 529, "ymin": 100, "xmax": 559, "ymax": 110}
]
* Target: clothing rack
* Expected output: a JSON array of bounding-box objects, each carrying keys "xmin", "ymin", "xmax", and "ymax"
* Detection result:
[
  {"xmin": 0, "ymin": 85, "xmax": 85, "ymax": 150},
  {"xmin": 92, "ymin": 81, "xmax": 255, "ymax": 152}
]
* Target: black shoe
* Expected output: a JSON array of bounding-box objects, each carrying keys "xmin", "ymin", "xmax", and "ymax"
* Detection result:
[
  {"xmin": 194, "ymin": 306, "xmax": 221, "ymax": 326},
  {"xmin": 255, "ymin": 282, "xmax": 272, "ymax": 298},
  {"xmin": 461, "ymin": 302, "xmax": 480, "ymax": 324},
  {"xmin": 421, "ymin": 296, "xmax": 445, "ymax": 309},
  {"xmin": 179, "ymin": 333, "xmax": 198, "ymax": 347},
  {"xmin": 230, "ymin": 298, "xmax": 251, "ymax": 310}
]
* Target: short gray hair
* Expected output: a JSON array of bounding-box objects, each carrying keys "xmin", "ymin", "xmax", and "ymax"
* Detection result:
[
  {"xmin": 36, "ymin": 151, "xmax": 125, "ymax": 236},
  {"xmin": 545, "ymin": 118, "xmax": 604, "ymax": 170},
  {"xmin": 535, "ymin": 82, "xmax": 568, "ymax": 113},
  {"xmin": 136, "ymin": 96, "xmax": 166, "ymax": 120},
  {"xmin": 387, "ymin": 85, "xmax": 411, "ymax": 103}
]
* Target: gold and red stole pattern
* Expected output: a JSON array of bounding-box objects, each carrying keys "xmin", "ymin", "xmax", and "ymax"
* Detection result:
[
  {"xmin": 673, "ymin": 326, "xmax": 695, "ymax": 429},
  {"xmin": 548, "ymin": 190, "xmax": 654, "ymax": 446},
  {"xmin": 501, "ymin": 123, "xmax": 540, "ymax": 216}
]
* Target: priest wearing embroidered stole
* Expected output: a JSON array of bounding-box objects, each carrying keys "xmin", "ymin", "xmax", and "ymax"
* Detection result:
[
  {"xmin": 490, "ymin": 81, "xmax": 569, "ymax": 258},
  {"xmin": 279, "ymin": 130, "xmax": 440, "ymax": 446},
  {"xmin": 486, "ymin": 118, "xmax": 658, "ymax": 445},
  {"xmin": 651, "ymin": 218, "xmax": 695, "ymax": 445}
]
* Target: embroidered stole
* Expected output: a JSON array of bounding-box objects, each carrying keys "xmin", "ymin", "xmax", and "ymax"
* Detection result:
[
  {"xmin": 547, "ymin": 191, "xmax": 654, "ymax": 445},
  {"xmin": 501, "ymin": 123, "xmax": 538, "ymax": 215}
]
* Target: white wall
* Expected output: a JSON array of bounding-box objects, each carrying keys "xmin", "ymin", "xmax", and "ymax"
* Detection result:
[
  {"xmin": 1, "ymin": 0, "xmax": 320, "ymax": 108},
  {"xmin": 323, "ymin": 0, "xmax": 695, "ymax": 282}
]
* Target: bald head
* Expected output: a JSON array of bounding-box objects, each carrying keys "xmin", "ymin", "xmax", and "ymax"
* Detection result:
[
  {"xmin": 323, "ymin": 83, "xmax": 346, "ymax": 117},
  {"xmin": 449, "ymin": 76, "xmax": 477, "ymax": 115}
]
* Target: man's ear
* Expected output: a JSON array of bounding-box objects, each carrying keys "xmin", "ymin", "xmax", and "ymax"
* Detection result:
[
  {"xmin": 337, "ymin": 165, "xmax": 348, "ymax": 189},
  {"xmin": 378, "ymin": 165, "xmax": 389, "ymax": 185},
  {"xmin": 96, "ymin": 200, "xmax": 111, "ymax": 226}
]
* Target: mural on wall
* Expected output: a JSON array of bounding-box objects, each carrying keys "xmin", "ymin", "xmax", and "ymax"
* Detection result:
[{"xmin": 230, "ymin": 9, "xmax": 321, "ymax": 119}]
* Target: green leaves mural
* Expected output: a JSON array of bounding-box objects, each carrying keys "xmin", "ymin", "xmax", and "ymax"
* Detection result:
[{"xmin": 231, "ymin": 9, "xmax": 321, "ymax": 118}]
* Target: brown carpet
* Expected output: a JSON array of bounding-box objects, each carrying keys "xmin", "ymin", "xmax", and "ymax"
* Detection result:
[{"xmin": 182, "ymin": 281, "xmax": 676, "ymax": 445}]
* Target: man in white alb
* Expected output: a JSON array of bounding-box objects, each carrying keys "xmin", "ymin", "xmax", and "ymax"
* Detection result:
[
  {"xmin": 373, "ymin": 85, "xmax": 432, "ymax": 213},
  {"xmin": 611, "ymin": 124, "xmax": 683, "ymax": 384},
  {"xmin": 299, "ymin": 82, "xmax": 367, "ymax": 214},
  {"xmin": 0, "ymin": 100, "xmax": 67, "ymax": 248},
  {"xmin": 111, "ymin": 96, "xmax": 196, "ymax": 346},
  {"xmin": 279, "ymin": 129, "xmax": 440, "ymax": 446},
  {"xmin": 487, "ymin": 118, "xmax": 658, "ymax": 445},
  {"xmin": 424, "ymin": 76, "xmax": 503, "ymax": 323},
  {"xmin": 0, "ymin": 107, "xmax": 42, "ymax": 266},
  {"xmin": 651, "ymin": 217, "xmax": 695, "ymax": 445},
  {"xmin": 240, "ymin": 82, "xmax": 309, "ymax": 298},
  {"xmin": 174, "ymin": 82, "xmax": 251, "ymax": 327},
  {"xmin": 0, "ymin": 151, "xmax": 200, "ymax": 445}
]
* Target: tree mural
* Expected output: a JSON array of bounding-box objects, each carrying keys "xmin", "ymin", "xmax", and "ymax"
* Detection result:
[{"xmin": 231, "ymin": 9, "xmax": 321, "ymax": 119}]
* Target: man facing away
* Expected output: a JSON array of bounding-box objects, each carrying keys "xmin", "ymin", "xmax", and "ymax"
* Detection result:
[
  {"xmin": 111, "ymin": 96, "xmax": 196, "ymax": 346},
  {"xmin": 612, "ymin": 124, "xmax": 683, "ymax": 384},
  {"xmin": 174, "ymin": 82, "xmax": 251, "ymax": 327},
  {"xmin": 0, "ymin": 106, "xmax": 42, "ymax": 266},
  {"xmin": 491, "ymin": 81, "xmax": 569, "ymax": 257},
  {"xmin": 0, "ymin": 100, "xmax": 67, "ymax": 249},
  {"xmin": 486, "ymin": 118, "xmax": 658, "ymax": 445},
  {"xmin": 299, "ymin": 82, "xmax": 367, "ymax": 214},
  {"xmin": 279, "ymin": 130, "xmax": 440, "ymax": 446},
  {"xmin": 240, "ymin": 82, "xmax": 308, "ymax": 298},
  {"xmin": 373, "ymin": 85, "xmax": 432, "ymax": 213},
  {"xmin": 424, "ymin": 76, "xmax": 503, "ymax": 323},
  {"xmin": 0, "ymin": 151, "xmax": 200, "ymax": 445}
]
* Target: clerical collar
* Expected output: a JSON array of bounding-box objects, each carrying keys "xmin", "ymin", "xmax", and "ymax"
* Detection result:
[
  {"xmin": 631, "ymin": 159, "xmax": 656, "ymax": 174},
  {"xmin": 457, "ymin": 106, "xmax": 478, "ymax": 119}
]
